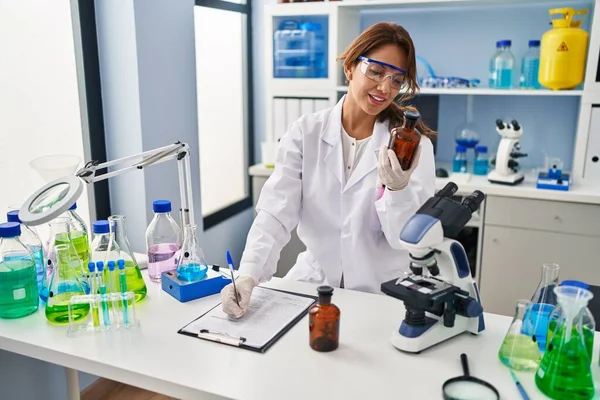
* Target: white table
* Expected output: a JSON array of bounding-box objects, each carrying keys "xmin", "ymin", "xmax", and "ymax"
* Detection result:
[{"xmin": 1, "ymin": 272, "xmax": 599, "ymax": 400}]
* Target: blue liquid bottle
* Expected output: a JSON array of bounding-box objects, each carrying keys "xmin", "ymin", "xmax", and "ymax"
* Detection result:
[
  {"xmin": 489, "ymin": 40, "xmax": 515, "ymax": 89},
  {"xmin": 452, "ymin": 145, "xmax": 468, "ymax": 173},
  {"xmin": 520, "ymin": 40, "xmax": 541, "ymax": 89},
  {"xmin": 473, "ymin": 145, "xmax": 489, "ymax": 175}
]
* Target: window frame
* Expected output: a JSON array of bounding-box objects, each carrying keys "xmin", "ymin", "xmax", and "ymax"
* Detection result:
[{"xmin": 195, "ymin": 0, "xmax": 254, "ymax": 230}]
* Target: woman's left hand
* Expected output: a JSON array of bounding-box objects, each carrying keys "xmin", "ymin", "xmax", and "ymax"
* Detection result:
[{"xmin": 377, "ymin": 145, "xmax": 421, "ymax": 191}]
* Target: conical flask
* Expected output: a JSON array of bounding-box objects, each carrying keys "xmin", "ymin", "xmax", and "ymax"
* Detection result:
[
  {"xmin": 522, "ymin": 263, "xmax": 560, "ymax": 351},
  {"xmin": 46, "ymin": 217, "xmax": 89, "ymax": 294},
  {"xmin": 176, "ymin": 224, "xmax": 208, "ymax": 282},
  {"xmin": 48, "ymin": 210, "xmax": 89, "ymax": 272},
  {"xmin": 45, "ymin": 244, "xmax": 90, "ymax": 324},
  {"xmin": 108, "ymin": 215, "xmax": 147, "ymax": 302},
  {"xmin": 498, "ymin": 299, "xmax": 542, "ymax": 371},
  {"xmin": 535, "ymin": 286, "xmax": 595, "ymax": 400}
]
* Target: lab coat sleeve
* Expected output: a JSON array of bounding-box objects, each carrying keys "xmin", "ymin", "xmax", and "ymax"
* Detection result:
[
  {"xmin": 238, "ymin": 120, "xmax": 304, "ymax": 282},
  {"xmin": 375, "ymin": 137, "xmax": 436, "ymax": 250}
]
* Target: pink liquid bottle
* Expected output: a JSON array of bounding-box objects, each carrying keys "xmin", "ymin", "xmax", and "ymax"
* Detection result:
[{"xmin": 145, "ymin": 200, "xmax": 182, "ymax": 283}]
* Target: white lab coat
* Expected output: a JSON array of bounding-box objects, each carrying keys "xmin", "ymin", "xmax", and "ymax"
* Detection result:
[{"xmin": 240, "ymin": 96, "xmax": 435, "ymax": 294}]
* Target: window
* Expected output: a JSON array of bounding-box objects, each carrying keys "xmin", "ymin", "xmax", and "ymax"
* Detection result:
[{"xmin": 194, "ymin": 0, "xmax": 253, "ymax": 230}]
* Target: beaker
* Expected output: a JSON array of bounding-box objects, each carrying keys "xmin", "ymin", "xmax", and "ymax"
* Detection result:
[
  {"xmin": 46, "ymin": 218, "xmax": 89, "ymax": 294},
  {"xmin": 176, "ymin": 224, "xmax": 208, "ymax": 282},
  {"xmin": 108, "ymin": 215, "xmax": 147, "ymax": 302},
  {"xmin": 498, "ymin": 299, "xmax": 542, "ymax": 371},
  {"xmin": 522, "ymin": 263, "xmax": 559, "ymax": 351},
  {"xmin": 535, "ymin": 286, "xmax": 595, "ymax": 400},
  {"xmin": 45, "ymin": 244, "xmax": 90, "ymax": 324}
]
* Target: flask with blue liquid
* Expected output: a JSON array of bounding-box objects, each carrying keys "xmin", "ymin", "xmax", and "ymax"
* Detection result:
[
  {"xmin": 489, "ymin": 40, "xmax": 515, "ymax": 89},
  {"xmin": 473, "ymin": 146, "xmax": 489, "ymax": 175},
  {"xmin": 452, "ymin": 145, "xmax": 468, "ymax": 173},
  {"xmin": 520, "ymin": 40, "xmax": 541, "ymax": 89}
]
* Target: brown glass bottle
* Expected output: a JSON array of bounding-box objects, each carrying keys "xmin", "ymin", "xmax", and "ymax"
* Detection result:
[
  {"xmin": 309, "ymin": 286, "xmax": 340, "ymax": 352},
  {"xmin": 388, "ymin": 110, "xmax": 421, "ymax": 171}
]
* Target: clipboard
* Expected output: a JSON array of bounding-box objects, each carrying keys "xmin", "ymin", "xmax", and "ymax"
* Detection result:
[{"xmin": 177, "ymin": 287, "xmax": 317, "ymax": 353}]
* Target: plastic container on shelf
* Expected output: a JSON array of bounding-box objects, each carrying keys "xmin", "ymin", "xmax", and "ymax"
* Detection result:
[{"xmin": 273, "ymin": 18, "xmax": 327, "ymax": 79}]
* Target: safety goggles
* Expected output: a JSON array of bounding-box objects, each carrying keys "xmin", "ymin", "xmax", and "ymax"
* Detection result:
[{"xmin": 358, "ymin": 56, "xmax": 407, "ymax": 90}]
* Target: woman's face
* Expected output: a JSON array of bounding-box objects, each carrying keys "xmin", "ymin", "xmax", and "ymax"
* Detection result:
[{"xmin": 346, "ymin": 43, "xmax": 408, "ymax": 116}]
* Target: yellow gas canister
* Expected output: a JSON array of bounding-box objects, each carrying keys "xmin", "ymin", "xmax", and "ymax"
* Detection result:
[{"xmin": 539, "ymin": 8, "xmax": 589, "ymax": 90}]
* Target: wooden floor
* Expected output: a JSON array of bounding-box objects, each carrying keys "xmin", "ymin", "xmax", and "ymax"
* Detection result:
[{"xmin": 81, "ymin": 378, "xmax": 179, "ymax": 400}]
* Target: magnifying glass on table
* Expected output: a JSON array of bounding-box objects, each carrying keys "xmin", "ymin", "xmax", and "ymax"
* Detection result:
[{"xmin": 442, "ymin": 353, "xmax": 500, "ymax": 400}]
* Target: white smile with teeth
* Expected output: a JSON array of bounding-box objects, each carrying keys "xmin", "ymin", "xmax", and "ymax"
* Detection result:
[{"xmin": 370, "ymin": 94, "xmax": 385, "ymax": 102}]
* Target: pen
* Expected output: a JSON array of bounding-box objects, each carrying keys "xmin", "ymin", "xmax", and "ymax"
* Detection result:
[
  {"xmin": 226, "ymin": 251, "xmax": 240, "ymax": 307},
  {"xmin": 510, "ymin": 369, "xmax": 530, "ymax": 400}
]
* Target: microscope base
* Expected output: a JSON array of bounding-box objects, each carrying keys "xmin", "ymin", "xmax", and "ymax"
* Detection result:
[
  {"xmin": 487, "ymin": 169, "xmax": 524, "ymax": 186},
  {"xmin": 391, "ymin": 315, "xmax": 483, "ymax": 354}
]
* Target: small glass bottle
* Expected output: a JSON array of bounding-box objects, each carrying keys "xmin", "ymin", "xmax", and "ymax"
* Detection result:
[
  {"xmin": 452, "ymin": 145, "xmax": 468, "ymax": 173},
  {"xmin": 489, "ymin": 40, "xmax": 515, "ymax": 89},
  {"xmin": 473, "ymin": 145, "xmax": 489, "ymax": 175},
  {"xmin": 309, "ymin": 285, "xmax": 340, "ymax": 352},
  {"xmin": 498, "ymin": 299, "xmax": 542, "ymax": 371},
  {"xmin": 176, "ymin": 224, "xmax": 209, "ymax": 282},
  {"xmin": 0, "ymin": 222, "xmax": 39, "ymax": 319},
  {"xmin": 520, "ymin": 40, "xmax": 541, "ymax": 90},
  {"xmin": 388, "ymin": 110, "xmax": 421, "ymax": 171},
  {"xmin": 146, "ymin": 200, "xmax": 182, "ymax": 283}
]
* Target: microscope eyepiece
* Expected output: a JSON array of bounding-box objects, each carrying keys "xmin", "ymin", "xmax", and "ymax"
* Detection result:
[
  {"xmin": 495, "ymin": 119, "xmax": 505, "ymax": 129},
  {"xmin": 462, "ymin": 190, "xmax": 485, "ymax": 213},
  {"xmin": 437, "ymin": 182, "xmax": 458, "ymax": 198}
]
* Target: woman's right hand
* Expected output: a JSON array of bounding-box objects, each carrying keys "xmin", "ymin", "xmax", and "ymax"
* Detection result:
[{"xmin": 221, "ymin": 275, "xmax": 259, "ymax": 318}]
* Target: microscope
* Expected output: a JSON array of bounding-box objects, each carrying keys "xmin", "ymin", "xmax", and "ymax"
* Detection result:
[
  {"xmin": 487, "ymin": 119, "xmax": 528, "ymax": 185},
  {"xmin": 381, "ymin": 183, "xmax": 485, "ymax": 353}
]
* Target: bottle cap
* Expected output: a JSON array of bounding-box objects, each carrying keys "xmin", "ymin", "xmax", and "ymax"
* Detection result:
[
  {"xmin": 93, "ymin": 220, "xmax": 110, "ymax": 234},
  {"xmin": 69, "ymin": 202, "xmax": 77, "ymax": 210},
  {"xmin": 88, "ymin": 262, "xmax": 96, "ymax": 273},
  {"xmin": 528, "ymin": 40, "xmax": 541, "ymax": 47},
  {"xmin": 317, "ymin": 285, "xmax": 334, "ymax": 296},
  {"xmin": 117, "ymin": 259, "xmax": 125, "ymax": 270},
  {"xmin": 560, "ymin": 280, "xmax": 589, "ymax": 290},
  {"xmin": 108, "ymin": 261, "xmax": 116, "ymax": 271},
  {"xmin": 6, "ymin": 210, "xmax": 21, "ymax": 223},
  {"xmin": 96, "ymin": 261, "xmax": 105, "ymax": 271},
  {"xmin": 404, "ymin": 110, "xmax": 421, "ymax": 121},
  {"xmin": 496, "ymin": 40, "xmax": 511, "ymax": 47},
  {"xmin": 153, "ymin": 200, "xmax": 172, "ymax": 213},
  {"xmin": 0, "ymin": 222, "xmax": 21, "ymax": 238},
  {"xmin": 456, "ymin": 145, "xmax": 467, "ymax": 153},
  {"xmin": 475, "ymin": 145, "xmax": 488, "ymax": 153}
]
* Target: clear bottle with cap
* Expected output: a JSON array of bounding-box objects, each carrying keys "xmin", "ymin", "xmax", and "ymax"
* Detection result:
[
  {"xmin": 452, "ymin": 145, "xmax": 468, "ymax": 173},
  {"xmin": 308, "ymin": 285, "xmax": 340, "ymax": 352},
  {"xmin": 489, "ymin": 40, "xmax": 515, "ymax": 89},
  {"xmin": 0, "ymin": 222, "xmax": 39, "ymax": 319},
  {"xmin": 146, "ymin": 200, "xmax": 182, "ymax": 282},
  {"xmin": 388, "ymin": 110, "xmax": 421, "ymax": 171},
  {"xmin": 473, "ymin": 145, "xmax": 489, "ymax": 175},
  {"xmin": 7, "ymin": 210, "xmax": 47, "ymax": 303},
  {"xmin": 90, "ymin": 220, "xmax": 120, "ymax": 265},
  {"xmin": 520, "ymin": 40, "xmax": 541, "ymax": 90},
  {"xmin": 108, "ymin": 215, "xmax": 146, "ymax": 302}
]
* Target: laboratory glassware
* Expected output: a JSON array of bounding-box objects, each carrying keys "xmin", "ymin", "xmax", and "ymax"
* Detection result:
[
  {"xmin": 442, "ymin": 354, "xmax": 500, "ymax": 400},
  {"xmin": 522, "ymin": 263, "xmax": 560, "ymax": 351},
  {"xmin": 49, "ymin": 205, "xmax": 90, "ymax": 272},
  {"xmin": 108, "ymin": 215, "xmax": 147, "ymax": 302},
  {"xmin": 309, "ymin": 285, "xmax": 340, "ymax": 352},
  {"xmin": 454, "ymin": 95, "xmax": 480, "ymax": 149},
  {"xmin": 29, "ymin": 154, "xmax": 81, "ymax": 183},
  {"xmin": 473, "ymin": 146, "xmax": 489, "ymax": 175},
  {"xmin": 452, "ymin": 145, "xmax": 468, "ymax": 173},
  {"xmin": 535, "ymin": 285, "xmax": 595, "ymax": 400},
  {"xmin": 520, "ymin": 40, "xmax": 541, "ymax": 89},
  {"xmin": 498, "ymin": 299, "xmax": 542, "ymax": 371},
  {"xmin": 388, "ymin": 110, "xmax": 421, "ymax": 170},
  {"xmin": 90, "ymin": 220, "xmax": 120, "ymax": 265},
  {"xmin": 0, "ymin": 222, "xmax": 39, "ymax": 319},
  {"xmin": 46, "ymin": 217, "xmax": 89, "ymax": 293},
  {"xmin": 46, "ymin": 244, "xmax": 90, "ymax": 324},
  {"xmin": 7, "ymin": 210, "xmax": 47, "ymax": 303},
  {"xmin": 146, "ymin": 200, "xmax": 182, "ymax": 282},
  {"xmin": 489, "ymin": 40, "xmax": 515, "ymax": 89},
  {"xmin": 176, "ymin": 224, "xmax": 208, "ymax": 282}
]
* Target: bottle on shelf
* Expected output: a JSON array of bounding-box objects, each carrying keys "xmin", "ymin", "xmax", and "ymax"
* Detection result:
[
  {"xmin": 520, "ymin": 40, "xmax": 541, "ymax": 89},
  {"xmin": 452, "ymin": 145, "xmax": 468, "ymax": 173},
  {"xmin": 489, "ymin": 40, "xmax": 515, "ymax": 89}
]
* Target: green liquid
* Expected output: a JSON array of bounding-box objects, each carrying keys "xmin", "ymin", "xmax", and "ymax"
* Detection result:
[
  {"xmin": 91, "ymin": 305, "xmax": 100, "ymax": 327},
  {"xmin": 45, "ymin": 292, "xmax": 90, "ymax": 324},
  {"xmin": 0, "ymin": 259, "xmax": 39, "ymax": 319},
  {"xmin": 55, "ymin": 232, "xmax": 89, "ymax": 270},
  {"xmin": 104, "ymin": 260, "xmax": 147, "ymax": 303},
  {"xmin": 535, "ymin": 323, "xmax": 595, "ymax": 400},
  {"xmin": 498, "ymin": 333, "xmax": 542, "ymax": 371},
  {"xmin": 548, "ymin": 321, "xmax": 594, "ymax": 359}
]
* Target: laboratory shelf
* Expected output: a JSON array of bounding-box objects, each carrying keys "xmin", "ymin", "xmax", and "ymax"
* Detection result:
[
  {"xmin": 335, "ymin": 86, "xmax": 584, "ymax": 96},
  {"xmin": 335, "ymin": 0, "xmax": 593, "ymax": 10}
]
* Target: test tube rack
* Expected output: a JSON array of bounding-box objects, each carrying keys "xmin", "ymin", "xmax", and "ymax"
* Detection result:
[{"xmin": 67, "ymin": 292, "xmax": 140, "ymax": 336}]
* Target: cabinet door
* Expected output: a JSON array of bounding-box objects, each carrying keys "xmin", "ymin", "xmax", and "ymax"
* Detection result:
[{"xmin": 480, "ymin": 226, "xmax": 600, "ymax": 316}]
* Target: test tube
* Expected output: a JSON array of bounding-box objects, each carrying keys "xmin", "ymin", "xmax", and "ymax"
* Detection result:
[
  {"xmin": 118, "ymin": 259, "xmax": 130, "ymax": 326},
  {"xmin": 96, "ymin": 262, "xmax": 110, "ymax": 328},
  {"xmin": 107, "ymin": 261, "xmax": 116, "ymax": 294},
  {"xmin": 88, "ymin": 262, "xmax": 100, "ymax": 328}
]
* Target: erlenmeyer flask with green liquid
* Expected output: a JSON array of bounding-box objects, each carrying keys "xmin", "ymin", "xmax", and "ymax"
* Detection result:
[
  {"xmin": 45, "ymin": 244, "xmax": 90, "ymax": 324},
  {"xmin": 498, "ymin": 299, "xmax": 542, "ymax": 371},
  {"xmin": 108, "ymin": 215, "xmax": 147, "ymax": 302},
  {"xmin": 47, "ymin": 217, "xmax": 89, "ymax": 294},
  {"xmin": 535, "ymin": 285, "xmax": 595, "ymax": 400}
]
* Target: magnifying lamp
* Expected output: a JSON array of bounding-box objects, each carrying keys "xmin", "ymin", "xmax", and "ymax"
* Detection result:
[
  {"xmin": 18, "ymin": 142, "xmax": 195, "ymax": 227},
  {"xmin": 442, "ymin": 353, "xmax": 500, "ymax": 400}
]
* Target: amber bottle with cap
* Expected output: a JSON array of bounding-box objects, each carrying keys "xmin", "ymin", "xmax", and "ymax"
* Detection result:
[
  {"xmin": 388, "ymin": 110, "xmax": 421, "ymax": 170},
  {"xmin": 309, "ymin": 285, "xmax": 340, "ymax": 352}
]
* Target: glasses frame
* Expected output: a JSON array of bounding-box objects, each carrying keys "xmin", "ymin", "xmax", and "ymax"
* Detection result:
[{"xmin": 358, "ymin": 56, "xmax": 407, "ymax": 90}]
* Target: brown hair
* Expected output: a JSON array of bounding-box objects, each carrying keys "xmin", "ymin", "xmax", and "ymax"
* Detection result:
[{"xmin": 337, "ymin": 22, "xmax": 437, "ymax": 140}]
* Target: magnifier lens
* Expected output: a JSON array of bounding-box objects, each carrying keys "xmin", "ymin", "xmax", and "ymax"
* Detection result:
[
  {"xmin": 443, "ymin": 379, "xmax": 498, "ymax": 400},
  {"xmin": 29, "ymin": 183, "xmax": 70, "ymax": 214}
]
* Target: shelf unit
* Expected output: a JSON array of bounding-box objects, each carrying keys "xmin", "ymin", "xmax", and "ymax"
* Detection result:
[{"xmin": 263, "ymin": 0, "xmax": 600, "ymax": 185}]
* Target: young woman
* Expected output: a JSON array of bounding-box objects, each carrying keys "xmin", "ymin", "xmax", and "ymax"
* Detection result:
[{"xmin": 222, "ymin": 22, "xmax": 436, "ymax": 318}]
